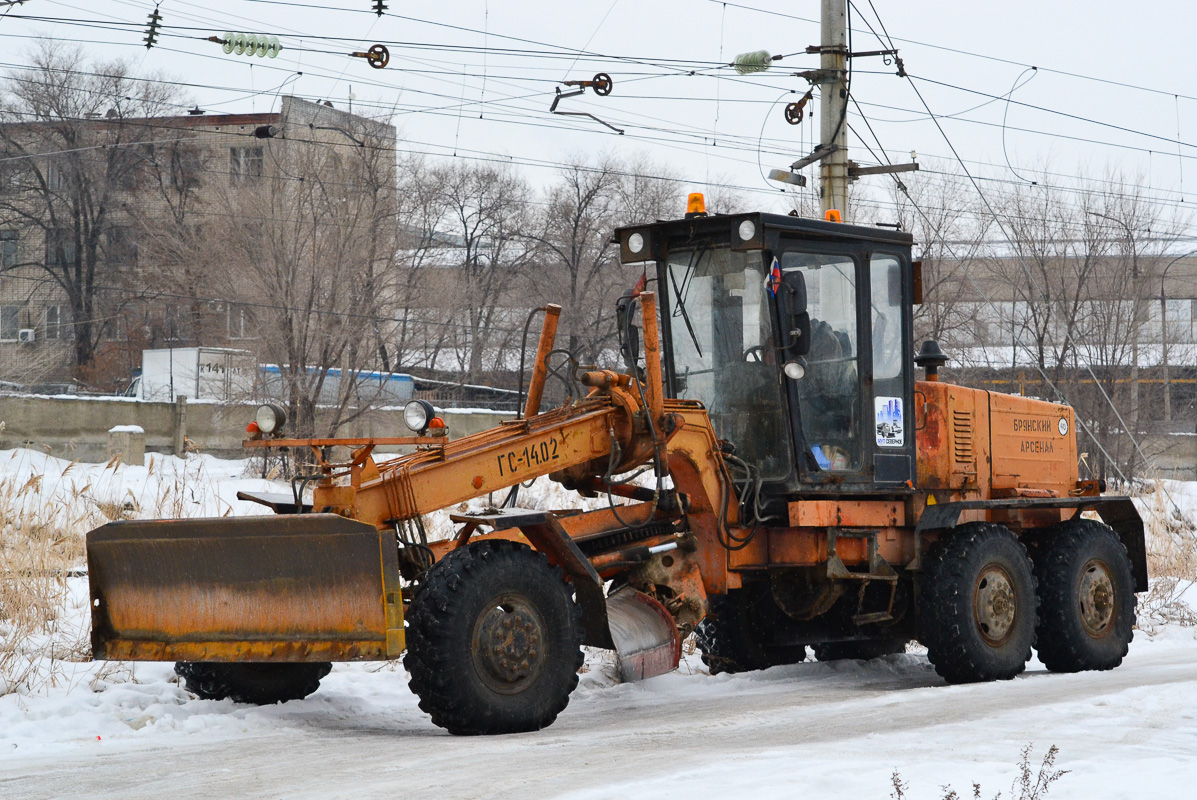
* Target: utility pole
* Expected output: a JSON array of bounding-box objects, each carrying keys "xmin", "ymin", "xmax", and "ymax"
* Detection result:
[
  {"xmin": 819, "ymin": 0, "xmax": 850, "ymax": 220},
  {"xmin": 773, "ymin": 0, "xmax": 915, "ymax": 215}
]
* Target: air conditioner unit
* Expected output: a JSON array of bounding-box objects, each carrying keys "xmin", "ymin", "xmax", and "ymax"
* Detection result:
[{"xmin": 17, "ymin": 329, "xmax": 35, "ymax": 344}]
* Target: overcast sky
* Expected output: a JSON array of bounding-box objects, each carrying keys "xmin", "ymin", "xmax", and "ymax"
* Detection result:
[{"xmin": 3, "ymin": 0, "xmax": 1194, "ymax": 231}]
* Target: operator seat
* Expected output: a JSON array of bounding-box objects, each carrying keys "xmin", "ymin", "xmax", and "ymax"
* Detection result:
[{"xmin": 801, "ymin": 319, "xmax": 857, "ymax": 466}]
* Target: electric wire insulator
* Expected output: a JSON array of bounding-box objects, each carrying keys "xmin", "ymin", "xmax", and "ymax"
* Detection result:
[
  {"xmin": 733, "ymin": 50, "xmax": 773, "ymax": 75},
  {"xmin": 143, "ymin": 7, "xmax": 162, "ymax": 50},
  {"xmin": 217, "ymin": 32, "xmax": 282, "ymax": 59}
]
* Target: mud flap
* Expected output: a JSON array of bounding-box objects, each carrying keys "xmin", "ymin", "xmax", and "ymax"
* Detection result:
[
  {"xmin": 606, "ymin": 586, "xmax": 682, "ymax": 682},
  {"xmin": 87, "ymin": 514, "xmax": 405, "ymax": 662},
  {"xmin": 443, "ymin": 508, "xmax": 683, "ymax": 682}
]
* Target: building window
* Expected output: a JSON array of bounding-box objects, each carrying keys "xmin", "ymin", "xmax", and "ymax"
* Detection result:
[
  {"xmin": 0, "ymin": 305, "xmax": 18, "ymax": 341},
  {"xmin": 165, "ymin": 303, "xmax": 178, "ymax": 340},
  {"xmin": 228, "ymin": 303, "xmax": 251, "ymax": 339},
  {"xmin": 46, "ymin": 229, "xmax": 76, "ymax": 267},
  {"xmin": 0, "ymin": 230, "xmax": 16, "ymax": 268},
  {"xmin": 44, "ymin": 305, "xmax": 67, "ymax": 340},
  {"xmin": 171, "ymin": 146, "xmax": 203, "ymax": 190},
  {"xmin": 46, "ymin": 160, "xmax": 65, "ymax": 191},
  {"xmin": 0, "ymin": 160, "xmax": 17, "ymax": 192},
  {"xmin": 105, "ymin": 226, "xmax": 139, "ymax": 265},
  {"xmin": 230, "ymin": 147, "xmax": 264, "ymax": 184}
]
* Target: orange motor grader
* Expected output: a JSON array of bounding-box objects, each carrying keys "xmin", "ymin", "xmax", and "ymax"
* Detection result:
[{"xmin": 87, "ymin": 209, "xmax": 1145, "ymax": 735}]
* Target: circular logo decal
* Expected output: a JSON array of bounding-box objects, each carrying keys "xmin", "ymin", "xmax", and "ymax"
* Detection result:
[{"xmin": 1058, "ymin": 417, "xmax": 1069, "ymax": 436}]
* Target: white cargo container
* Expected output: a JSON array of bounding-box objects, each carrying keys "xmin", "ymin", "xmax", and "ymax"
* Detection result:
[{"xmin": 137, "ymin": 347, "xmax": 256, "ymax": 402}]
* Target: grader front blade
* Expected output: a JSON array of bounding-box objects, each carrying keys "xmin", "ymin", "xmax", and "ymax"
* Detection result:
[
  {"xmin": 87, "ymin": 514, "xmax": 405, "ymax": 663},
  {"xmin": 606, "ymin": 586, "xmax": 682, "ymax": 681}
]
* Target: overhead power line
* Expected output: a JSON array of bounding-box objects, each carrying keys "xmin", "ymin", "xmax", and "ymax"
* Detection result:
[{"xmin": 712, "ymin": 0, "xmax": 1197, "ymax": 105}]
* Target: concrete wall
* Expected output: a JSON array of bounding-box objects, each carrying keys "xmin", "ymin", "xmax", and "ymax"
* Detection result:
[
  {"xmin": 1140, "ymin": 432, "xmax": 1197, "ymax": 481},
  {"xmin": 0, "ymin": 395, "xmax": 513, "ymax": 462},
  {"xmin": 2, "ymin": 394, "xmax": 1191, "ymax": 479}
]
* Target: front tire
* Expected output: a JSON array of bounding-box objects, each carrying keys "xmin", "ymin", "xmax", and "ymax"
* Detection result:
[
  {"xmin": 404, "ymin": 539, "xmax": 584, "ymax": 735},
  {"xmin": 696, "ymin": 592, "xmax": 806, "ymax": 675},
  {"xmin": 174, "ymin": 662, "xmax": 331, "ymax": 704},
  {"xmin": 918, "ymin": 523, "xmax": 1037, "ymax": 683},
  {"xmin": 1033, "ymin": 519, "xmax": 1136, "ymax": 672}
]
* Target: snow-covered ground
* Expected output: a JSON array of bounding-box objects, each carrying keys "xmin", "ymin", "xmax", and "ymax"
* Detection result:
[{"xmin": 1, "ymin": 450, "xmax": 1195, "ymax": 799}]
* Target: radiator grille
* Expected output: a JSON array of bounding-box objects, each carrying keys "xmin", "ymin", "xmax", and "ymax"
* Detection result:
[{"xmin": 953, "ymin": 409, "xmax": 974, "ymax": 464}]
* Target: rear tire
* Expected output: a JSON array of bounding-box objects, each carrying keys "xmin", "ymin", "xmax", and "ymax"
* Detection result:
[
  {"xmin": 174, "ymin": 662, "xmax": 331, "ymax": 704},
  {"xmin": 696, "ymin": 592, "xmax": 806, "ymax": 675},
  {"xmin": 1033, "ymin": 519, "xmax": 1136, "ymax": 672},
  {"xmin": 812, "ymin": 638, "xmax": 907, "ymax": 662},
  {"xmin": 404, "ymin": 539, "xmax": 584, "ymax": 735},
  {"xmin": 918, "ymin": 523, "xmax": 1037, "ymax": 683}
]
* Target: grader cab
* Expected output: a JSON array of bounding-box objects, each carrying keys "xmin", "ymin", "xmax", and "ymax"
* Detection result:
[{"xmin": 87, "ymin": 206, "xmax": 1145, "ymax": 735}]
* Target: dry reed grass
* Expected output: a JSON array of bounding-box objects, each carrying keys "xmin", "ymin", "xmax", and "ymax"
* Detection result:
[
  {"xmin": 0, "ymin": 450, "xmax": 230, "ymax": 695},
  {"xmin": 0, "ymin": 464, "xmax": 89, "ymax": 695},
  {"xmin": 1136, "ymin": 479, "xmax": 1197, "ymax": 632}
]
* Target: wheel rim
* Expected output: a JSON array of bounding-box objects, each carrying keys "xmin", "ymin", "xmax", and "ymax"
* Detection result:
[
  {"xmin": 973, "ymin": 565, "xmax": 1017, "ymax": 646},
  {"xmin": 1078, "ymin": 559, "xmax": 1116, "ymax": 638},
  {"xmin": 470, "ymin": 592, "xmax": 548, "ymax": 695}
]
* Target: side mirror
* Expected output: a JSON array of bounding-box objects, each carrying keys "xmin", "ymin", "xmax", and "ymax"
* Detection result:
[
  {"xmin": 785, "ymin": 271, "xmax": 807, "ymax": 313},
  {"xmin": 780, "ymin": 271, "xmax": 811, "ymax": 356},
  {"xmin": 615, "ymin": 294, "xmax": 641, "ymax": 373},
  {"xmin": 790, "ymin": 312, "xmax": 811, "ymax": 356}
]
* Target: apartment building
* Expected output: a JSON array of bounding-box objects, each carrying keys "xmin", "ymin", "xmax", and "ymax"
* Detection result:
[{"xmin": 0, "ymin": 95, "xmax": 396, "ymax": 391}]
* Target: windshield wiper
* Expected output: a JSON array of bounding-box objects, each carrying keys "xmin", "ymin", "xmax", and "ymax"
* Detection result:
[{"xmin": 668, "ymin": 244, "xmax": 707, "ymax": 358}]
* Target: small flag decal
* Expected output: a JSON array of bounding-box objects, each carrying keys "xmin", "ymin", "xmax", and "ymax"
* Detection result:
[{"xmin": 766, "ymin": 257, "xmax": 782, "ymax": 297}]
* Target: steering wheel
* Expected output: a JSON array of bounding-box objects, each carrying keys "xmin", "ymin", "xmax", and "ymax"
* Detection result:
[{"xmin": 743, "ymin": 346, "xmax": 768, "ymax": 363}]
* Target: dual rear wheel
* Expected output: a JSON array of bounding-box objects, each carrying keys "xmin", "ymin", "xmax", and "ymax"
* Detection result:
[
  {"xmin": 1033, "ymin": 519, "xmax": 1136, "ymax": 672},
  {"xmin": 918, "ymin": 520, "xmax": 1135, "ymax": 683}
]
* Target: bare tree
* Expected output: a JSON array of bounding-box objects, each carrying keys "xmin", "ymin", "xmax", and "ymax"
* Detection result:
[
  {"xmin": 135, "ymin": 127, "xmax": 216, "ymax": 347},
  {"xmin": 524, "ymin": 157, "xmax": 624, "ymax": 364},
  {"xmin": 412, "ymin": 161, "xmax": 532, "ymax": 382},
  {"xmin": 964, "ymin": 168, "xmax": 1186, "ymax": 479},
  {"xmin": 888, "ymin": 164, "xmax": 989, "ymax": 352},
  {"xmin": 521, "ymin": 154, "xmax": 681, "ymax": 370},
  {"xmin": 389, "ymin": 154, "xmax": 467, "ymax": 375},
  {"xmin": 155, "ymin": 110, "xmax": 399, "ymax": 437},
  {"xmin": 0, "ymin": 43, "xmax": 181, "ymax": 378}
]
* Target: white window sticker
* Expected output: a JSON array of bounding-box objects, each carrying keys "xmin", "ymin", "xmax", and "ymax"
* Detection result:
[{"xmin": 875, "ymin": 396, "xmax": 905, "ymax": 447}]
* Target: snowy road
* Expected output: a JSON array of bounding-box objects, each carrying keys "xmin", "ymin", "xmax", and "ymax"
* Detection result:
[
  {"xmin": 4, "ymin": 631, "xmax": 1197, "ymax": 799},
  {"xmin": 3, "ymin": 456, "xmax": 1194, "ymax": 798}
]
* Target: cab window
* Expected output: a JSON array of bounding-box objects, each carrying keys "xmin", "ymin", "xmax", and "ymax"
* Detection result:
[
  {"xmin": 781, "ymin": 252, "xmax": 860, "ymax": 471},
  {"xmin": 665, "ymin": 246, "xmax": 791, "ymax": 480}
]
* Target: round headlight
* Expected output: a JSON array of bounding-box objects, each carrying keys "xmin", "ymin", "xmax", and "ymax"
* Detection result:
[
  {"xmin": 738, "ymin": 219, "xmax": 756, "ymax": 241},
  {"xmin": 627, "ymin": 232, "xmax": 645, "ymax": 254},
  {"xmin": 403, "ymin": 399, "xmax": 435, "ymax": 433},
  {"xmin": 255, "ymin": 403, "xmax": 286, "ymax": 434},
  {"xmin": 783, "ymin": 360, "xmax": 806, "ymax": 380}
]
